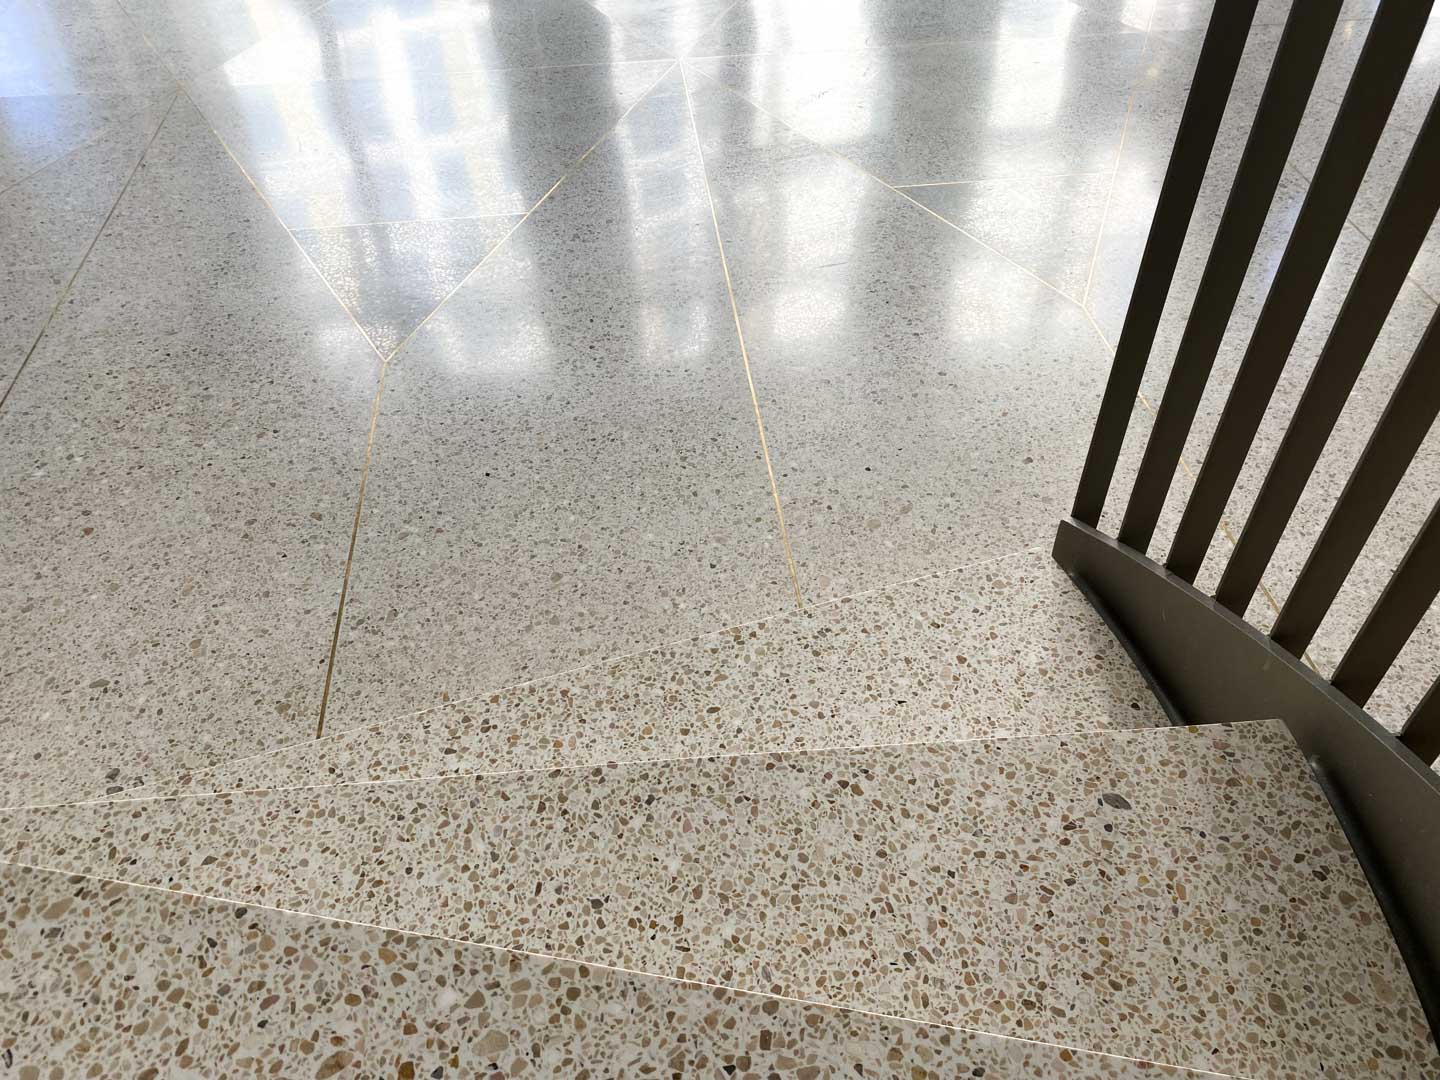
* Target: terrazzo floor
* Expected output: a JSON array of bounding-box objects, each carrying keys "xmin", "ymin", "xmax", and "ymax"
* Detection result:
[{"xmin": 3, "ymin": 0, "xmax": 1440, "ymax": 1074}]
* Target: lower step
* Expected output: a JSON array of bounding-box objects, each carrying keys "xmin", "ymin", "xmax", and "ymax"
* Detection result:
[
  {"xmin": 3, "ymin": 863, "xmax": 1220, "ymax": 1078},
  {"xmin": 3, "ymin": 721, "xmax": 1433, "ymax": 1076}
]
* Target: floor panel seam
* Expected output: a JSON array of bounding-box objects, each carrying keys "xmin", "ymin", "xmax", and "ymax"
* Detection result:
[
  {"xmin": 0, "ymin": 90, "xmax": 179, "ymax": 417},
  {"xmin": 679, "ymin": 64, "xmax": 806, "ymax": 610},
  {"xmin": 19, "ymin": 716, "xmax": 1209, "ymax": 811}
]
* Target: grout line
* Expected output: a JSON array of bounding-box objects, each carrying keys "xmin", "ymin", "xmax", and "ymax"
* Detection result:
[
  {"xmin": 682, "ymin": 66, "xmax": 1084, "ymax": 307},
  {"xmin": 291, "ymin": 210, "xmax": 529, "ymax": 233},
  {"xmin": 173, "ymin": 87, "xmax": 389, "ymax": 358},
  {"xmin": 0, "ymin": 91, "xmax": 170, "ymax": 199},
  {"xmin": 308, "ymin": 61, "xmax": 685, "ymax": 738},
  {"xmin": 679, "ymin": 64, "xmax": 805, "ymax": 610},
  {"xmin": 103, "ymin": 1, "xmax": 410, "ymax": 746},
  {"xmin": 372, "ymin": 59, "xmax": 681, "ymax": 365},
  {"xmin": 165, "ymin": 82, "xmax": 397, "ymax": 742},
  {"xmin": 1080, "ymin": 3, "xmax": 1156, "ymax": 307},
  {"xmin": 0, "ymin": 857, "xmax": 1251, "ymax": 1080},
  {"xmin": 895, "ymin": 168, "xmax": 1114, "ymax": 189},
  {"xmin": 0, "ymin": 91, "xmax": 180, "ymax": 417},
  {"xmin": 675, "ymin": 0, "xmax": 743, "ymax": 60},
  {"xmin": 23, "ymin": 707, "xmax": 1214, "ymax": 812},
  {"xmin": 313, "ymin": 361, "xmax": 389, "ymax": 739}
]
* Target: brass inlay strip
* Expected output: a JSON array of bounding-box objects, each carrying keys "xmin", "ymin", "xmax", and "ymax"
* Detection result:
[
  {"xmin": 680, "ymin": 63, "xmax": 805, "ymax": 609},
  {"xmin": 0, "ymin": 92, "xmax": 180, "ymax": 416}
]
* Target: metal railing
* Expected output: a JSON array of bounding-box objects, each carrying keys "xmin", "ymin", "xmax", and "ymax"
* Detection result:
[{"xmin": 1053, "ymin": 0, "xmax": 1440, "ymax": 1038}]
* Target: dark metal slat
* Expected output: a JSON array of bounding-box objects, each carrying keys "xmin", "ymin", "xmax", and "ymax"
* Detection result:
[
  {"xmin": 1118, "ymin": 0, "xmax": 1341, "ymax": 555},
  {"xmin": 1214, "ymin": 96, "xmax": 1440, "ymax": 616},
  {"xmin": 1331, "ymin": 501, "xmax": 1440, "ymax": 707},
  {"xmin": 1401, "ymin": 676, "xmax": 1440, "ymax": 766},
  {"xmin": 1069, "ymin": 0, "xmax": 1260, "ymax": 527},
  {"xmin": 1267, "ymin": 307, "xmax": 1440, "ymax": 654},
  {"xmin": 1166, "ymin": 0, "xmax": 1438, "ymax": 583}
]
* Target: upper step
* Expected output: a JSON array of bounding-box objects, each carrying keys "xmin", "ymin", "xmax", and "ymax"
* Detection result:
[
  {"xmin": 1, "ymin": 861, "xmax": 1226, "ymax": 1078},
  {"xmin": 3, "ymin": 720, "xmax": 1433, "ymax": 1077},
  {"xmin": 112, "ymin": 549, "xmax": 1165, "ymax": 804}
]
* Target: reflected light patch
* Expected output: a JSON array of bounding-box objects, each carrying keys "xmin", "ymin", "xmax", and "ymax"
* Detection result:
[
  {"xmin": 987, "ymin": 10, "xmax": 1077, "ymax": 130},
  {"xmin": 766, "ymin": 282, "xmax": 848, "ymax": 341}
]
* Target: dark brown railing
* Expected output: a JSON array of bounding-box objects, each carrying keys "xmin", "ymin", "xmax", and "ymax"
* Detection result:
[{"xmin": 1054, "ymin": 0, "xmax": 1440, "ymax": 1040}]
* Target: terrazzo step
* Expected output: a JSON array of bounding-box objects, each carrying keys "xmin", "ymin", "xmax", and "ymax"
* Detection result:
[
  {"xmin": 106, "ymin": 549, "xmax": 1166, "ymax": 805},
  {"xmin": 3, "ymin": 721, "xmax": 1434, "ymax": 1077},
  {"xmin": 1, "ymin": 863, "xmax": 1224, "ymax": 1078}
]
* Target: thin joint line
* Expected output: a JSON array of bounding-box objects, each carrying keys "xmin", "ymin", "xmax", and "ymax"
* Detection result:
[
  {"xmin": 0, "ymin": 90, "xmax": 180, "ymax": 417},
  {"xmin": 684, "ymin": 66, "xmax": 1079, "ymax": 306},
  {"xmin": 0, "ymin": 91, "xmax": 168, "ymax": 200},
  {"xmin": 0, "ymin": 857, "xmax": 1247, "ymax": 1080},
  {"xmin": 313, "ymin": 61, "xmax": 683, "ymax": 737},
  {"xmin": 112, "ymin": 0, "xmax": 389, "ymax": 362},
  {"xmin": 177, "ymin": 85, "xmax": 388, "ymax": 360},
  {"xmin": 377, "ymin": 59, "xmax": 680, "ymax": 363},
  {"xmin": 169, "ymin": 85, "xmax": 397, "ymax": 743},
  {"xmin": 895, "ymin": 168, "xmax": 1113, "ymax": 190},
  {"xmin": 39, "ymin": 717, "xmax": 1232, "ymax": 812},
  {"xmin": 1081, "ymin": 1, "xmax": 1160, "ymax": 309},
  {"xmin": 107, "ymin": 1, "xmax": 400, "ymax": 743},
  {"xmin": 290, "ymin": 210, "xmax": 528, "ymax": 234},
  {"xmin": 679, "ymin": 64, "xmax": 805, "ymax": 610},
  {"xmin": 314, "ymin": 360, "xmax": 389, "ymax": 739}
]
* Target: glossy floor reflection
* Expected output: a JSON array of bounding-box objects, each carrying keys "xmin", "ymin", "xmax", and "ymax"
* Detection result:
[
  {"xmin": 2, "ymin": 0, "xmax": 1438, "ymax": 869},
  {"xmin": 5, "ymin": 0, "xmax": 1440, "ymax": 1075}
]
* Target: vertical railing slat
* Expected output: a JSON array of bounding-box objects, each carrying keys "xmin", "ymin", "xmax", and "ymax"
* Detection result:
[
  {"xmin": 1400, "ymin": 676, "xmax": 1440, "ymax": 766},
  {"xmin": 1165, "ymin": 0, "xmax": 1438, "ymax": 582},
  {"xmin": 1269, "ymin": 310, "xmax": 1440, "ymax": 656},
  {"xmin": 1118, "ymin": 0, "xmax": 1342, "ymax": 554},
  {"xmin": 1213, "ymin": 93, "xmax": 1440, "ymax": 616},
  {"xmin": 1331, "ymin": 500, "xmax": 1440, "ymax": 707},
  {"xmin": 1069, "ymin": 0, "xmax": 1260, "ymax": 527}
]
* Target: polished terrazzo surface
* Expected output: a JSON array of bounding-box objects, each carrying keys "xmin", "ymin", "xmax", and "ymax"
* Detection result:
[
  {"xmin": 122, "ymin": 548, "xmax": 1166, "ymax": 802},
  {"xmin": 4, "ymin": 0, "xmax": 1437, "ymax": 797},
  {"xmin": 4, "ymin": 0, "xmax": 1440, "ymax": 1074},
  {"xmin": 4, "ymin": 0, "xmax": 1437, "ymax": 802},
  {"xmin": 1, "ymin": 865, "xmax": 1221, "ymax": 1079},
  {"xmin": 4, "ymin": 720, "xmax": 1436, "ymax": 1077}
]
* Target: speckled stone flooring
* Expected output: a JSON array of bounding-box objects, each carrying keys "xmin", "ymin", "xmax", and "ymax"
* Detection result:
[
  {"xmin": 0, "ymin": 863, "xmax": 1230, "ymax": 1079},
  {"xmin": 4, "ymin": 720, "xmax": 1435, "ymax": 1077},
  {"xmin": 6, "ymin": 0, "xmax": 1440, "ymax": 1074},
  {"xmin": 108, "ymin": 548, "xmax": 1167, "ymax": 803}
]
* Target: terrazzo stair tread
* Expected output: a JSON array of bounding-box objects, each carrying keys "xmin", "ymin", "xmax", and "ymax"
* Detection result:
[
  {"xmin": 127, "ymin": 548, "xmax": 1168, "ymax": 803},
  {"xmin": 4, "ymin": 723, "xmax": 1434, "ymax": 1077},
  {"xmin": 0, "ymin": 864, "xmax": 1225, "ymax": 1079}
]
